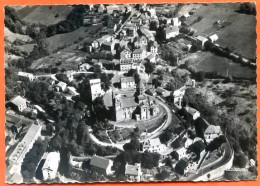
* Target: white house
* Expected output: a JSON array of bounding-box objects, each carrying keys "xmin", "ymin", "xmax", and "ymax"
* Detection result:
[
  {"xmin": 204, "ymin": 125, "xmax": 223, "ymax": 143},
  {"xmin": 173, "ymin": 86, "xmax": 186, "ymax": 108},
  {"xmin": 56, "ymin": 81, "xmax": 67, "ymax": 92},
  {"xmin": 90, "ymin": 156, "xmax": 113, "ymax": 175},
  {"xmin": 42, "ymin": 152, "xmax": 60, "ymax": 181},
  {"xmin": 208, "ymin": 34, "xmax": 219, "ymax": 43},
  {"xmin": 172, "ymin": 147, "xmax": 187, "ymax": 161},
  {"xmin": 9, "ymin": 96, "xmax": 27, "ymax": 112},
  {"xmin": 79, "ymin": 63, "xmax": 91, "ymax": 71},
  {"xmin": 133, "ymin": 49, "xmax": 146, "ymax": 61},
  {"xmin": 18, "ymin": 72, "xmax": 35, "ymax": 82},
  {"xmin": 196, "ymin": 35, "xmax": 208, "ymax": 50},
  {"xmin": 121, "ymin": 77, "xmax": 135, "ymax": 89},
  {"xmin": 125, "ymin": 163, "xmax": 142, "ymax": 182},
  {"xmin": 185, "ymin": 106, "xmax": 200, "ymax": 120},
  {"xmin": 149, "ymin": 41, "xmax": 159, "ymax": 54},
  {"xmin": 142, "ymin": 138, "xmax": 166, "ymax": 153},
  {"xmin": 172, "ymin": 17, "xmax": 181, "ymax": 27},
  {"xmin": 165, "ymin": 26, "xmax": 179, "ymax": 39},
  {"xmin": 67, "ymin": 86, "xmax": 79, "ymax": 96},
  {"xmin": 89, "ymin": 79, "xmax": 103, "ymax": 101}
]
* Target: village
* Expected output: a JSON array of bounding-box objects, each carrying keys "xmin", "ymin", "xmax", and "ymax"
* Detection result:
[{"xmin": 5, "ymin": 3, "xmax": 257, "ymax": 183}]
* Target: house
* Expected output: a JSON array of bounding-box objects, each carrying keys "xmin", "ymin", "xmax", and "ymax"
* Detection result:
[
  {"xmin": 149, "ymin": 41, "xmax": 159, "ymax": 54},
  {"xmin": 134, "ymin": 36, "xmax": 148, "ymax": 48},
  {"xmin": 90, "ymin": 79, "xmax": 103, "ymax": 101},
  {"xmin": 185, "ymin": 106, "xmax": 200, "ymax": 120},
  {"xmin": 142, "ymin": 138, "xmax": 166, "ymax": 153},
  {"xmin": 172, "ymin": 147, "xmax": 187, "ymax": 161},
  {"xmin": 204, "ymin": 125, "xmax": 223, "ymax": 143},
  {"xmin": 180, "ymin": 13, "xmax": 190, "ymax": 21},
  {"xmin": 172, "ymin": 17, "xmax": 181, "ymax": 27},
  {"xmin": 133, "ymin": 49, "xmax": 146, "ymax": 61},
  {"xmin": 18, "ymin": 72, "xmax": 34, "ymax": 82},
  {"xmin": 184, "ymin": 138, "xmax": 194, "ymax": 149},
  {"xmin": 90, "ymin": 156, "xmax": 113, "ymax": 175},
  {"xmin": 56, "ymin": 81, "xmax": 67, "ymax": 92},
  {"xmin": 131, "ymin": 18, "xmax": 142, "ymax": 27},
  {"xmin": 156, "ymin": 87, "xmax": 171, "ymax": 98},
  {"xmin": 106, "ymin": 4, "xmax": 120, "ymax": 14},
  {"xmin": 173, "ymin": 86, "xmax": 186, "ymax": 108},
  {"xmin": 101, "ymin": 41, "xmax": 115, "ymax": 53},
  {"xmin": 8, "ymin": 124, "xmax": 42, "ymax": 177},
  {"xmin": 140, "ymin": 26, "xmax": 155, "ymax": 41},
  {"xmin": 125, "ymin": 163, "xmax": 142, "ymax": 182},
  {"xmin": 98, "ymin": 4, "xmax": 105, "ymax": 13},
  {"xmin": 123, "ymin": 24, "xmax": 137, "ymax": 38},
  {"xmin": 196, "ymin": 35, "xmax": 208, "ymax": 50},
  {"xmin": 120, "ymin": 47, "xmax": 132, "ymax": 59},
  {"xmin": 42, "ymin": 152, "xmax": 60, "ymax": 181},
  {"xmin": 175, "ymin": 158, "xmax": 189, "ymax": 175},
  {"xmin": 120, "ymin": 62, "xmax": 132, "ymax": 72},
  {"xmin": 67, "ymin": 86, "xmax": 79, "ymax": 96},
  {"xmin": 186, "ymin": 79, "xmax": 196, "ymax": 88},
  {"xmin": 146, "ymin": 54, "xmax": 156, "ymax": 63},
  {"xmin": 9, "ymin": 96, "xmax": 27, "ymax": 112},
  {"xmin": 96, "ymin": 38, "xmax": 106, "ymax": 48},
  {"xmin": 145, "ymin": 89, "xmax": 157, "ymax": 96},
  {"xmin": 78, "ymin": 63, "xmax": 91, "ymax": 71},
  {"xmin": 208, "ymin": 34, "xmax": 219, "ymax": 43},
  {"xmin": 165, "ymin": 26, "xmax": 179, "ymax": 39},
  {"xmin": 132, "ymin": 63, "xmax": 145, "ymax": 74},
  {"xmin": 121, "ymin": 77, "xmax": 135, "ymax": 89}
]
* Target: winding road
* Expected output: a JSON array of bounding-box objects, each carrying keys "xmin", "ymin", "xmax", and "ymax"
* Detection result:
[{"xmin": 88, "ymin": 95, "xmax": 174, "ymax": 151}]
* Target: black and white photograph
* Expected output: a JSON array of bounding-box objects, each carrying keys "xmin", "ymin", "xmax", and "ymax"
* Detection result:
[{"xmin": 4, "ymin": 3, "xmax": 257, "ymax": 183}]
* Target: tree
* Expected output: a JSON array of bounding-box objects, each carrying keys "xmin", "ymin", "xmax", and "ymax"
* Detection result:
[
  {"xmin": 160, "ymin": 130, "xmax": 172, "ymax": 144},
  {"xmin": 233, "ymin": 152, "xmax": 247, "ymax": 168},
  {"xmin": 152, "ymin": 78, "xmax": 161, "ymax": 88},
  {"xmin": 206, "ymin": 135, "xmax": 226, "ymax": 152},
  {"xmin": 156, "ymin": 170, "xmax": 170, "ymax": 180},
  {"xmin": 144, "ymin": 61, "xmax": 155, "ymax": 75},
  {"xmin": 141, "ymin": 151, "xmax": 160, "ymax": 169},
  {"xmin": 171, "ymin": 138, "xmax": 181, "ymax": 149}
]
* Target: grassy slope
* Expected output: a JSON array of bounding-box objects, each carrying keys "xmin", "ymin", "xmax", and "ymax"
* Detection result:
[
  {"xmin": 185, "ymin": 52, "xmax": 256, "ymax": 79},
  {"xmin": 4, "ymin": 27, "xmax": 32, "ymax": 43},
  {"xmin": 16, "ymin": 5, "xmax": 73, "ymax": 26},
  {"xmin": 189, "ymin": 3, "xmax": 256, "ymax": 59}
]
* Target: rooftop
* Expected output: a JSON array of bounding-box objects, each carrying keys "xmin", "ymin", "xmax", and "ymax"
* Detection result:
[
  {"xmin": 42, "ymin": 152, "xmax": 60, "ymax": 172},
  {"xmin": 125, "ymin": 163, "xmax": 141, "ymax": 176},
  {"xmin": 120, "ymin": 97, "xmax": 138, "ymax": 109},
  {"xmin": 165, "ymin": 26, "xmax": 179, "ymax": 34},
  {"xmin": 205, "ymin": 125, "xmax": 222, "ymax": 134},
  {"xmin": 121, "ymin": 76, "xmax": 135, "ymax": 83},
  {"xmin": 133, "ymin": 48, "xmax": 144, "ymax": 54},
  {"xmin": 90, "ymin": 156, "xmax": 112, "ymax": 170},
  {"xmin": 10, "ymin": 96, "xmax": 27, "ymax": 107}
]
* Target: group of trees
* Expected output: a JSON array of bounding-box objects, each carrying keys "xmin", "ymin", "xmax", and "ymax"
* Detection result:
[
  {"xmin": 238, "ymin": 3, "xmax": 256, "ymax": 15},
  {"xmin": 46, "ymin": 6, "xmax": 85, "ymax": 37},
  {"xmin": 21, "ymin": 139, "xmax": 49, "ymax": 182}
]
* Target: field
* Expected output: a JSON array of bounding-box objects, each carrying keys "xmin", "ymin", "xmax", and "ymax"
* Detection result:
[
  {"xmin": 184, "ymin": 51, "xmax": 256, "ymax": 79},
  {"xmin": 4, "ymin": 27, "xmax": 32, "ymax": 43},
  {"xmin": 187, "ymin": 3, "xmax": 256, "ymax": 59},
  {"xmin": 16, "ymin": 5, "xmax": 73, "ymax": 26},
  {"xmin": 45, "ymin": 25, "xmax": 103, "ymax": 53}
]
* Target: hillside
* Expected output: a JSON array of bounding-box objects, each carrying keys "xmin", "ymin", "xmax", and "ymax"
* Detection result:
[{"xmin": 16, "ymin": 5, "xmax": 74, "ymax": 26}]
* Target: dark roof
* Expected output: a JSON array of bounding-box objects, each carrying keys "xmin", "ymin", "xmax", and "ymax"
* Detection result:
[
  {"xmin": 121, "ymin": 77, "xmax": 135, "ymax": 83},
  {"xmin": 175, "ymin": 158, "xmax": 189, "ymax": 175},
  {"xmin": 90, "ymin": 156, "xmax": 111, "ymax": 170},
  {"xmin": 120, "ymin": 97, "xmax": 138, "ymax": 108},
  {"xmin": 133, "ymin": 49, "xmax": 144, "ymax": 54},
  {"xmin": 189, "ymin": 140, "xmax": 206, "ymax": 154}
]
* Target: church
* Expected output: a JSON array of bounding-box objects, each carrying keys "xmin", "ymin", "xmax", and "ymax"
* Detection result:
[{"xmin": 113, "ymin": 80, "xmax": 159, "ymax": 122}]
